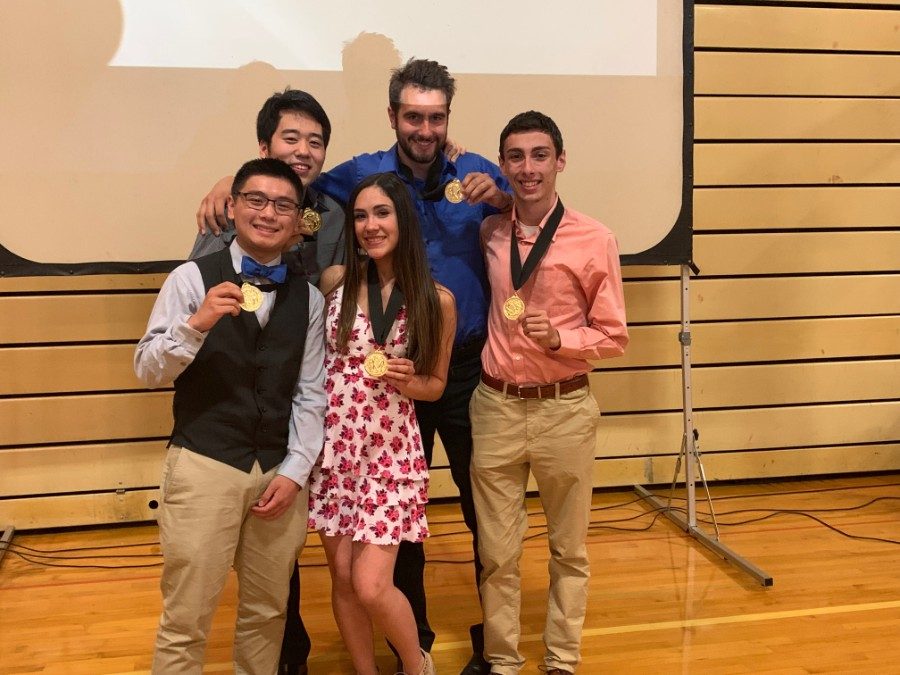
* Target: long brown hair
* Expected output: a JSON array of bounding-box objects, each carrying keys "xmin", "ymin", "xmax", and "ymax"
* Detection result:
[{"xmin": 337, "ymin": 173, "xmax": 443, "ymax": 374}]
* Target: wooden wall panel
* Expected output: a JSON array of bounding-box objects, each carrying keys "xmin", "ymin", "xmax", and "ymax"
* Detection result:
[
  {"xmin": 1, "ymin": 392, "xmax": 171, "ymax": 446},
  {"xmin": 698, "ymin": 444, "xmax": 900, "ymax": 481},
  {"xmin": 430, "ymin": 443, "xmax": 900, "ymax": 502},
  {"xmin": 696, "ymin": 53, "xmax": 900, "ymax": 96},
  {"xmin": 2, "ymin": 344, "xmax": 144, "ymax": 395},
  {"xmin": 693, "ymin": 232, "xmax": 900, "ymax": 276},
  {"xmin": 694, "ymin": 187, "xmax": 900, "ymax": 231},
  {"xmin": 3, "ymin": 294, "xmax": 154, "ymax": 344},
  {"xmin": 603, "ymin": 316, "xmax": 900, "ymax": 369},
  {"xmin": 0, "ymin": 489, "xmax": 159, "ymax": 529},
  {"xmin": 591, "ymin": 359, "xmax": 900, "ymax": 413},
  {"xmin": 5, "ymin": 358, "xmax": 896, "ymax": 498},
  {"xmin": 7, "ymin": 272, "xmax": 899, "ymax": 395},
  {"xmin": 601, "ymin": 401, "xmax": 900, "ymax": 457},
  {"xmin": 6, "ymin": 444, "xmax": 899, "ymax": 529},
  {"xmin": 695, "ymin": 143, "xmax": 900, "ymax": 186},
  {"xmin": 696, "ymin": 98, "xmax": 900, "ymax": 140},
  {"xmin": 774, "ymin": 0, "xmax": 899, "ymax": 5},
  {"xmin": 687, "ymin": 316, "xmax": 900, "ymax": 366},
  {"xmin": 0, "ymin": 273, "xmax": 167, "ymax": 293},
  {"xmin": 696, "ymin": 5, "xmax": 900, "ymax": 52},
  {"xmin": 625, "ymin": 275, "xmax": 900, "ymax": 323},
  {"xmin": 0, "ymin": 442, "xmax": 165, "ymax": 497}
]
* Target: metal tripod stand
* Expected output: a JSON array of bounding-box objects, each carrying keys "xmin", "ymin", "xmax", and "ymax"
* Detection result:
[{"xmin": 634, "ymin": 264, "xmax": 773, "ymax": 586}]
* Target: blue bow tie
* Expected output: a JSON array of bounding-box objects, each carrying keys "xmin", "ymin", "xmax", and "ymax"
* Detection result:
[{"xmin": 241, "ymin": 256, "xmax": 287, "ymax": 283}]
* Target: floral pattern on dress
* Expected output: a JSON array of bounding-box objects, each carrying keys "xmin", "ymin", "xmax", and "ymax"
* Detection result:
[{"xmin": 308, "ymin": 285, "xmax": 429, "ymax": 544}]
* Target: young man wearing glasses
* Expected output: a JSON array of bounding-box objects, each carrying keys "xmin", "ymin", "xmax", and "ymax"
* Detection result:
[
  {"xmin": 189, "ymin": 88, "xmax": 341, "ymax": 674},
  {"xmin": 135, "ymin": 158, "xmax": 326, "ymax": 675}
]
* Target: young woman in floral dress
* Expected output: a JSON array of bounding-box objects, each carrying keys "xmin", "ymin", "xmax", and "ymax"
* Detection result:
[{"xmin": 309, "ymin": 172, "xmax": 456, "ymax": 675}]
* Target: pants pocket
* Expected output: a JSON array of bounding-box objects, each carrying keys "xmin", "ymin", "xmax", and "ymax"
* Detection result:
[{"xmin": 160, "ymin": 446, "xmax": 184, "ymax": 503}]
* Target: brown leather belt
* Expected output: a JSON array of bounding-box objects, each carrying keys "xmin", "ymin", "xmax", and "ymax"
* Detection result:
[{"xmin": 480, "ymin": 371, "xmax": 589, "ymax": 399}]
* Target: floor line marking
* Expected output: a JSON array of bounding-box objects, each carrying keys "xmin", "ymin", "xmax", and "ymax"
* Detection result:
[{"xmin": 431, "ymin": 599, "xmax": 900, "ymax": 650}]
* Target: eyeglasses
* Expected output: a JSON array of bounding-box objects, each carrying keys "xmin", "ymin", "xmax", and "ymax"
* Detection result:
[{"xmin": 235, "ymin": 191, "xmax": 300, "ymax": 216}]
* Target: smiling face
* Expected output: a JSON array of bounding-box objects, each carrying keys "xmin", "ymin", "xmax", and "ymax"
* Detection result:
[
  {"xmin": 353, "ymin": 185, "xmax": 400, "ymax": 264},
  {"xmin": 500, "ymin": 130, "xmax": 567, "ymax": 211},
  {"xmin": 227, "ymin": 174, "xmax": 302, "ymax": 261},
  {"xmin": 388, "ymin": 85, "xmax": 449, "ymax": 174},
  {"xmin": 259, "ymin": 111, "xmax": 327, "ymax": 187}
]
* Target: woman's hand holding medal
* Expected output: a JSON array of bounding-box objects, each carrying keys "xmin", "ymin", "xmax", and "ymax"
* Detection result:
[{"xmin": 381, "ymin": 357, "xmax": 418, "ymax": 395}]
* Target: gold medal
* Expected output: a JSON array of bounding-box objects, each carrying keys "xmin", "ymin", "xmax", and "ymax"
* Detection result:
[
  {"xmin": 363, "ymin": 350, "xmax": 389, "ymax": 378},
  {"xmin": 302, "ymin": 207, "xmax": 322, "ymax": 233},
  {"xmin": 240, "ymin": 282, "xmax": 263, "ymax": 312},
  {"xmin": 503, "ymin": 294, "xmax": 525, "ymax": 320},
  {"xmin": 444, "ymin": 179, "xmax": 463, "ymax": 204}
]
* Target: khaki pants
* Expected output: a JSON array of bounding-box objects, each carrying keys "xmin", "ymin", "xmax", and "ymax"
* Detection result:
[
  {"xmin": 152, "ymin": 447, "xmax": 309, "ymax": 675},
  {"xmin": 470, "ymin": 382, "xmax": 599, "ymax": 674}
]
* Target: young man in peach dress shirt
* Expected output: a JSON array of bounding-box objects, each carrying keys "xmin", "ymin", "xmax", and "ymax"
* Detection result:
[{"xmin": 471, "ymin": 111, "xmax": 629, "ymax": 674}]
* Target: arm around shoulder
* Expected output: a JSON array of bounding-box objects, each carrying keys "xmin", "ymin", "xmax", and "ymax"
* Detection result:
[{"xmin": 318, "ymin": 264, "xmax": 346, "ymax": 296}]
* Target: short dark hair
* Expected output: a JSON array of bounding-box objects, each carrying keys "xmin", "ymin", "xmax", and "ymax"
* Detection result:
[
  {"xmin": 499, "ymin": 111, "xmax": 564, "ymax": 158},
  {"xmin": 388, "ymin": 58, "xmax": 455, "ymax": 112},
  {"xmin": 256, "ymin": 88, "xmax": 332, "ymax": 148},
  {"xmin": 232, "ymin": 157, "xmax": 305, "ymax": 205}
]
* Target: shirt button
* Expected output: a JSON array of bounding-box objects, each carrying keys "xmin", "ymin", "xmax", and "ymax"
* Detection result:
[{"xmin": 515, "ymin": 355, "xmax": 522, "ymax": 361}]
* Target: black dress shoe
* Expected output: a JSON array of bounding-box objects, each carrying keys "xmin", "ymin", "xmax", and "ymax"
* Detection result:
[
  {"xmin": 278, "ymin": 664, "xmax": 308, "ymax": 675},
  {"xmin": 459, "ymin": 652, "xmax": 491, "ymax": 675}
]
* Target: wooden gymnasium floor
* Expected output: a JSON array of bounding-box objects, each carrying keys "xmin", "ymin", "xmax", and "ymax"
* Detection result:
[{"xmin": 1, "ymin": 473, "xmax": 898, "ymax": 674}]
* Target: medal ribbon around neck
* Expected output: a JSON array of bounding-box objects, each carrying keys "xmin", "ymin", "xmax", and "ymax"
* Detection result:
[
  {"xmin": 506, "ymin": 198, "xmax": 565, "ymax": 318},
  {"xmin": 396, "ymin": 149, "xmax": 449, "ymax": 202},
  {"xmin": 366, "ymin": 260, "xmax": 405, "ymax": 354}
]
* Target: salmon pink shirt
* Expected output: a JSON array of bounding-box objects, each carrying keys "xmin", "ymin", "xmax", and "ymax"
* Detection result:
[{"xmin": 480, "ymin": 197, "xmax": 628, "ymax": 386}]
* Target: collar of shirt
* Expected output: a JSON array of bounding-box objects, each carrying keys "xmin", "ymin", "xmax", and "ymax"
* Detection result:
[
  {"xmin": 377, "ymin": 144, "xmax": 460, "ymax": 183},
  {"xmin": 511, "ymin": 195, "xmax": 561, "ymax": 243}
]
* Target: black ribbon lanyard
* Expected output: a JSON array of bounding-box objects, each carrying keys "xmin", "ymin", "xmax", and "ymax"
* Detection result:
[
  {"xmin": 396, "ymin": 150, "xmax": 448, "ymax": 201},
  {"xmin": 510, "ymin": 198, "xmax": 565, "ymax": 292},
  {"xmin": 367, "ymin": 261, "xmax": 406, "ymax": 347}
]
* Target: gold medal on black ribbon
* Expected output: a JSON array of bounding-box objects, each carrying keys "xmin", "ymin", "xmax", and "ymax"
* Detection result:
[
  {"xmin": 507, "ymin": 199, "xmax": 565, "ymax": 320},
  {"xmin": 503, "ymin": 293, "xmax": 525, "ymax": 320},
  {"xmin": 444, "ymin": 178, "xmax": 463, "ymax": 204},
  {"xmin": 239, "ymin": 282, "xmax": 263, "ymax": 312},
  {"xmin": 364, "ymin": 261, "xmax": 406, "ymax": 378},
  {"xmin": 363, "ymin": 350, "xmax": 389, "ymax": 377},
  {"xmin": 302, "ymin": 207, "xmax": 322, "ymax": 233}
]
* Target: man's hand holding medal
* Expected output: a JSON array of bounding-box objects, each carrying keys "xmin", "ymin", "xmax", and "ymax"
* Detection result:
[{"xmin": 187, "ymin": 281, "xmax": 244, "ymax": 333}]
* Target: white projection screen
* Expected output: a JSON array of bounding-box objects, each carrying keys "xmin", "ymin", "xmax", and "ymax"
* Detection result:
[{"xmin": 0, "ymin": 0, "xmax": 691, "ymax": 275}]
